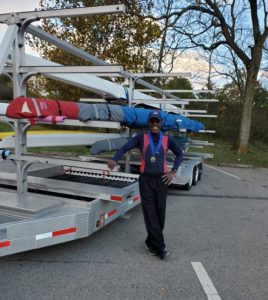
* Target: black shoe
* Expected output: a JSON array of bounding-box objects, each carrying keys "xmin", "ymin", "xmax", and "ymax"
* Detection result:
[
  {"xmin": 148, "ymin": 247, "xmax": 157, "ymax": 256},
  {"xmin": 145, "ymin": 243, "xmax": 157, "ymax": 256},
  {"xmin": 159, "ymin": 248, "xmax": 170, "ymax": 260}
]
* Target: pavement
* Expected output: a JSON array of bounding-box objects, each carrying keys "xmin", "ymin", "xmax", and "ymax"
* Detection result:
[{"xmin": 0, "ymin": 162, "xmax": 267, "ymax": 300}]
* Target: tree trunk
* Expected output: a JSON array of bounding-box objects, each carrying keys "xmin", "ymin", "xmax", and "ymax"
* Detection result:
[{"xmin": 236, "ymin": 67, "xmax": 258, "ymax": 154}]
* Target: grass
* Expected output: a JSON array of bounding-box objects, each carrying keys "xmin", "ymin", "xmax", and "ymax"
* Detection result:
[
  {"xmin": 28, "ymin": 145, "xmax": 89, "ymax": 156},
  {"xmin": 0, "ymin": 123, "xmax": 12, "ymax": 131},
  {"xmin": 189, "ymin": 139, "xmax": 268, "ymax": 168}
]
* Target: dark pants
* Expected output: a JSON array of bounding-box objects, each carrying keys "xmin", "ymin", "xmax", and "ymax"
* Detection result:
[{"xmin": 139, "ymin": 174, "xmax": 168, "ymax": 253}]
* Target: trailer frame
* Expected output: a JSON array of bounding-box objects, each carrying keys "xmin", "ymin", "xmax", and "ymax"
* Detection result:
[{"xmin": 0, "ymin": 4, "xmax": 216, "ymax": 257}]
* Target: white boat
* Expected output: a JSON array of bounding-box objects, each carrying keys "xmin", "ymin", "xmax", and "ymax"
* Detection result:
[{"xmin": 0, "ymin": 132, "xmax": 125, "ymax": 148}]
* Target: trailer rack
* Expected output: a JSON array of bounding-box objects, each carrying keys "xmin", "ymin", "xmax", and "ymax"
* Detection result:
[{"xmin": 0, "ymin": 4, "xmax": 216, "ymax": 257}]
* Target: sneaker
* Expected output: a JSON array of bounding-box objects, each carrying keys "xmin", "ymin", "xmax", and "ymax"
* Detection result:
[
  {"xmin": 159, "ymin": 248, "xmax": 170, "ymax": 260},
  {"xmin": 145, "ymin": 243, "xmax": 157, "ymax": 256},
  {"xmin": 148, "ymin": 247, "xmax": 157, "ymax": 256}
]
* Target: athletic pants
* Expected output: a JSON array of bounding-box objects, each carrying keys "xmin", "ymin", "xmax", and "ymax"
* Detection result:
[{"xmin": 139, "ymin": 174, "xmax": 168, "ymax": 253}]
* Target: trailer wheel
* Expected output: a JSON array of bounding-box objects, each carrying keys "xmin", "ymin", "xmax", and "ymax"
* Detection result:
[
  {"xmin": 198, "ymin": 169, "xmax": 202, "ymax": 181},
  {"xmin": 192, "ymin": 167, "xmax": 199, "ymax": 186},
  {"xmin": 183, "ymin": 172, "xmax": 193, "ymax": 190},
  {"xmin": 198, "ymin": 164, "xmax": 202, "ymax": 181}
]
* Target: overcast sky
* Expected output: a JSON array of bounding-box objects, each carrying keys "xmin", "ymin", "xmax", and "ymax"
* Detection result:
[
  {"xmin": 0, "ymin": 0, "xmax": 41, "ymax": 53},
  {"xmin": 0, "ymin": 0, "xmax": 40, "ymax": 14}
]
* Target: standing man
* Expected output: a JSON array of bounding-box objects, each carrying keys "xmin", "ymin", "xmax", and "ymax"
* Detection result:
[{"xmin": 107, "ymin": 111, "xmax": 183, "ymax": 260}]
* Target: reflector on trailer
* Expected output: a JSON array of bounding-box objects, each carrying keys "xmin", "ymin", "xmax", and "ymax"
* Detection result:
[
  {"xmin": 0, "ymin": 241, "xmax": 11, "ymax": 248},
  {"xmin": 110, "ymin": 195, "xmax": 123, "ymax": 202},
  {"xmin": 133, "ymin": 195, "xmax": 140, "ymax": 202},
  {"xmin": 36, "ymin": 227, "xmax": 77, "ymax": 240},
  {"xmin": 107, "ymin": 209, "xmax": 117, "ymax": 217},
  {"xmin": 53, "ymin": 227, "xmax": 77, "ymax": 237}
]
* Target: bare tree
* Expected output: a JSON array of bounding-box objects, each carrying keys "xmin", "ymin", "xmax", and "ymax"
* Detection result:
[
  {"xmin": 149, "ymin": 0, "xmax": 186, "ymax": 74},
  {"xmin": 209, "ymin": 46, "xmax": 246, "ymax": 102},
  {"xmin": 146, "ymin": 0, "xmax": 268, "ymax": 153},
  {"xmin": 125, "ymin": 0, "xmax": 189, "ymax": 81}
]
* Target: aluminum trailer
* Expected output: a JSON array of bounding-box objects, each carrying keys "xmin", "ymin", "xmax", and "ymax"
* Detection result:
[
  {"xmin": 0, "ymin": 116, "xmax": 204, "ymax": 256},
  {"xmin": 0, "ymin": 4, "xmax": 141, "ymax": 257},
  {"xmin": 0, "ymin": 114, "xmax": 141, "ymax": 257},
  {"xmin": 0, "ymin": 4, "xmax": 214, "ymax": 257}
]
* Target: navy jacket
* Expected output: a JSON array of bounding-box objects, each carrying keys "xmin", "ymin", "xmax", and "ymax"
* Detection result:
[{"xmin": 113, "ymin": 132, "xmax": 183, "ymax": 175}]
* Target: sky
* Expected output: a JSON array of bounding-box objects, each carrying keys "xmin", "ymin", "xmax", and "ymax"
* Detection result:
[
  {"xmin": 0, "ymin": 0, "xmax": 40, "ymax": 13},
  {"xmin": 0, "ymin": 0, "xmax": 41, "ymax": 54}
]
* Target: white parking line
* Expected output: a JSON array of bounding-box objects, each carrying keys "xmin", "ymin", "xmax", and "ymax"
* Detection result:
[
  {"xmin": 204, "ymin": 164, "xmax": 242, "ymax": 180},
  {"xmin": 191, "ymin": 262, "xmax": 222, "ymax": 300}
]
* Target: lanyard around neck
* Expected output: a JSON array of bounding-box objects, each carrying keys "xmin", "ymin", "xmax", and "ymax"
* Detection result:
[{"xmin": 148, "ymin": 131, "xmax": 162, "ymax": 156}]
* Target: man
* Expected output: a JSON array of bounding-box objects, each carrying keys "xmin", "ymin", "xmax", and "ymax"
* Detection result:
[{"xmin": 107, "ymin": 111, "xmax": 183, "ymax": 260}]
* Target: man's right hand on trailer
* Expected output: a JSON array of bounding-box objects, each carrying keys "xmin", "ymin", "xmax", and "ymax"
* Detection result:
[{"xmin": 107, "ymin": 159, "xmax": 117, "ymax": 170}]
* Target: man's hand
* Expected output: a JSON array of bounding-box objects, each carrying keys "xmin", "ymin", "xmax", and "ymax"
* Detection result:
[
  {"xmin": 107, "ymin": 160, "xmax": 117, "ymax": 170},
  {"xmin": 162, "ymin": 170, "xmax": 176, "ymax": 185}
]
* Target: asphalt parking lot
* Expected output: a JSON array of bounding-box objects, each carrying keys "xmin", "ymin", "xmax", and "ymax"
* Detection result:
[{"xmin": 0, "ymin": 164, "xmax": 267, "ymax": 300}]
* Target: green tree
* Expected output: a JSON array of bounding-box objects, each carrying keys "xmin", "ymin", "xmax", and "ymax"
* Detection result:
[
  {"xmin": 207, "ymin": 81, "xmax": 268, "ymax": 144},
  {"xmin": 0, "ymin": 75, "xmax": 13, "ymax": 100},
  {"xmin": 164, "ymin": 77, "xmax": 194, "ymax": 99},
  {"xmin": 254, "ymin": 82, "xmax": 268, "ymax": 108}
]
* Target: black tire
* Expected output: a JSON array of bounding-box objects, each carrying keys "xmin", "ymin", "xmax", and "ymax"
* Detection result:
[
  {"xmin": 198, "ymin": 169, "xmax": 202, "ymax": 181},
  {"xmin": 183, "ymin": 171, "xmax": 193, "ymax": 190},
  {"xmin": 198, "ymin": 163, "xmax": 202, "ymax": 181},
  {"xmin": 192, "ymin": 167, "xmax": 198, "ymax": 186}
]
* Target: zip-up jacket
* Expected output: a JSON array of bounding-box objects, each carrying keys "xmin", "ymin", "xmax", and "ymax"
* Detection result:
[{"xmin": 112, "ymin": 131, "xmax": 183, "ymax": 176}]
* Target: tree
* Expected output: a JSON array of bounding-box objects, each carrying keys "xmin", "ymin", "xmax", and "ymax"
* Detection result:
[
  {"xmin": 213, "ymin": 80, "xmax": 268, "ymax": 144},
  {"xmin": 0, "ymin": 75, "xmax": 13, "ymax": 100},
  {"xmin": 146, "ymin": 0, "xmax": 187, "ymax": 74},
  {"xmin": 146, "ymin": 0, "xmax": 268, "ymax": 153},
  {"xmin": 254, "ymin": 81, "xmax": 268, "ymax": 108},
  {"xmin": 125, "ymin": 0, "xmax": 192, "ymax": 89},
  {"xmin": 29, "ymin": 0, "xmax": 161, "ymax": 99},
  {"xmin": 164, "ymin": 77, "xmax": 194, "ymax": 99}
]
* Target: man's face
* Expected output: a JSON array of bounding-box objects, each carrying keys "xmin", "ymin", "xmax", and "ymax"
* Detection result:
[{"xmin": 149, "ymin": 117, "xmax": 161, "ymax": 134}]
